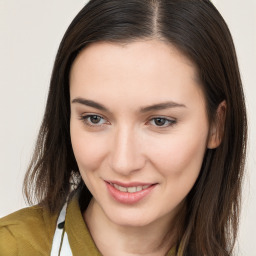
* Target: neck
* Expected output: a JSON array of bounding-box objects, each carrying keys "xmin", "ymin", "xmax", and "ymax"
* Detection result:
[{"xmin": 84, "ymin": 199, "xmax": 179, "ymax": 256}]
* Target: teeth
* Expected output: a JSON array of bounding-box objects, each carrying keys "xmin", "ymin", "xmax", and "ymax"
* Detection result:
[
  {"xmin": 119, "ymin": 186, "xmax": 128, "ymax": 192},
  {"xmin": 137, "ymin": 186, "xmax": 142, "ymax": 191},
  {"xmin": 114, "ymin": 184, "xmax": 127, "ymax": 192},
  {"xmin": 112, "ymin": 184, "xmax": 151, "ymax": 193},
  {"xmin": 127, "ymin": 187, "xmax": 136, "ymax": 193}
]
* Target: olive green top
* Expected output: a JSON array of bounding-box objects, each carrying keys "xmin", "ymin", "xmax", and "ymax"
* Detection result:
[{"xmin": 0, "ymin": 195, "xmax": 175, "ymax": 255}]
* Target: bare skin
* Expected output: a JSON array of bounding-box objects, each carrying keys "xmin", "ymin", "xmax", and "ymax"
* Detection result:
[
  {"xmin": 85, "ymin": 198, "xmax": 179, "ymax": 256},
  {"xmin": 70, "ymin": 40, "xmax": 223, "ymax": 255}
]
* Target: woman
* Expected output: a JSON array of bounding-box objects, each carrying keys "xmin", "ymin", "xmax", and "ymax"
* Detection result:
[{"xmin": 0, "ymin": 0, "xmax": 247, "ymax": 255}]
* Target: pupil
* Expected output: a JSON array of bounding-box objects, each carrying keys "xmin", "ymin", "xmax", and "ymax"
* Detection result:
[
  {"xmin": 91, "ymin": 115, "xmax": 100, "ymax": 124},
  {"xmin": 155, "ymin": 118, "xmax": 165, "ymax": 126}
]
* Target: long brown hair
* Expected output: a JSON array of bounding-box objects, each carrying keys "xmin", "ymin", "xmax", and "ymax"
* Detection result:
[{"xmin": 23, "ymin": 0, "xmax": 247, "ymax": 255}]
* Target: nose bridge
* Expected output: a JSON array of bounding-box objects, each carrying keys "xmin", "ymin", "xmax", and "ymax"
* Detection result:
[{"xmin": 109, "ymin": 124, "xmax": 145, "ymax": 175}]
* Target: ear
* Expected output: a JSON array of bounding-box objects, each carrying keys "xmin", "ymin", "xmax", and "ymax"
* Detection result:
[{"xmin": 207, "ymin": 101, "xmax": 227, "ymax": 149}]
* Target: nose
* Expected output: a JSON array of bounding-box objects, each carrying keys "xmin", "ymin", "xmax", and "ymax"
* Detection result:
[{"xmin": 109, "ymin": 125, "xmax": 146, "ymax": 176}]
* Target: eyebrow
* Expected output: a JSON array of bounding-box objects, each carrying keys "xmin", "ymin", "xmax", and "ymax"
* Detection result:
[
  {"xmin": 72, "ymin": 98, "xmax": 108, "ymax": 112},
  {"xmin": 140, "ymin": 102, "xmax": 186, "ymax": 112},
  {"xmin": 71, "ymin": 97, "xmax": 186, "ymax": 113}
]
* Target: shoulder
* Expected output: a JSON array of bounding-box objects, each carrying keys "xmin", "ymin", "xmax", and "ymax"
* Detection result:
[{"xmin": 0, "ymin": 205, "xmax": 58, "ymax": 255}]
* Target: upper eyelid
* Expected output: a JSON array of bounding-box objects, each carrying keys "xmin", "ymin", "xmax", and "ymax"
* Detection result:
[
  {"xmin": 80, "ymin": 113, "xmax": 107, "ymax": 120},
  {"xmin": 149, "ymin": 117, "xmax": 176, "ymax": 123},
  {"xmin": 80, "ymin": 114, "xmax": 107, "ymax": 120},
  {"xmin": 148, "ymin": 115, "xmax": 176, "ymax": 121}
]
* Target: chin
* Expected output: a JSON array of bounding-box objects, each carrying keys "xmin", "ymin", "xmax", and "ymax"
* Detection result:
[{"xmin": 104, "ymin": 207, "xmax": 160, "ymax": 228}]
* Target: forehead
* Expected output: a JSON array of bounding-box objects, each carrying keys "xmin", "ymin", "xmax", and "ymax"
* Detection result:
[
  {"xmin": 71, "ymin": 40, "xmax": 197, "ymax": 80},
  {"xmin": 69, "ymin": 40, "xmax": 205, "ymax": 109}
]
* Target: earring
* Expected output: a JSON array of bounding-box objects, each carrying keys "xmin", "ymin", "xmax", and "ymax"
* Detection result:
[{"xmin": 69, "ymin": 170, "xmax": 81, "ymax": 191}]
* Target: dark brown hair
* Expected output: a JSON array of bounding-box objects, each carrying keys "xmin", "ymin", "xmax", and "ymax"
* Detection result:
[{"xmin": 23, "ymin": 0, "xmax": 247, "ymax": 255}]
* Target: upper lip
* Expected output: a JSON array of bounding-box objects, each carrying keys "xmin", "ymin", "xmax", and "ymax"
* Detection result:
[{"xmin": 105, "ymin": 180, "xmax": 156, "ymax": 187}]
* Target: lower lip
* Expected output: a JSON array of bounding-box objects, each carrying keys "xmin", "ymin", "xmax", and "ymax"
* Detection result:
[{"xmin": 106, "ymin": 182, "xmax": 156, "ymax": 204}]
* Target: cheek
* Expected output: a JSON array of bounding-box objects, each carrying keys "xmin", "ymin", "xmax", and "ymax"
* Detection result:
[
  {"xmin": 70, "ymin": 122, "xmax": 108, "ymax": 172},
  {"xmin": 149, "ymin": 128, "xmax": 208, "ymax": 180},
  {"xmin": 147, "ymin": 131, "xmax": 208, "ymax": 209}
]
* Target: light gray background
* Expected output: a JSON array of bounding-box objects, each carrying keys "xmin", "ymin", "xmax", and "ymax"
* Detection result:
[{"xmin": 0, "ymin": 1, "xmax": 255, "ymax": 255}]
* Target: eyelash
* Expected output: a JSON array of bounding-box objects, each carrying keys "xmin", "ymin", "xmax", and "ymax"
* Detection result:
[
  {"xmin": 79, "ymin": 114, "xmax": 108, "ymax": 127},
  {"xmin": 79, "ymin": 114, "xmax": 176, "ymax": 128},
  {"xmin": 147, "ymin": 117, "xmax": 176, "ymax": 127}
]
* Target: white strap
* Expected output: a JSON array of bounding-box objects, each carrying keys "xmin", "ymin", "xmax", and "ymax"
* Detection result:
[{"xmin": 50, "ymin": 203, "xmax": 73, "ymax": 256}]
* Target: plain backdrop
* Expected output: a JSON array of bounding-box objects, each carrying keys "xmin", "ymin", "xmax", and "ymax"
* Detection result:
[{"xmin": 0, "ymin": 0, "xmax": 255, "ymax": 255}]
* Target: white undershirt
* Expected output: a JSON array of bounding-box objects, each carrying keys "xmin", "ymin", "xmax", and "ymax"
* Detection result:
[{"xmin": 50, "ymin": 203, "xmax": 73, "ymax": 256}]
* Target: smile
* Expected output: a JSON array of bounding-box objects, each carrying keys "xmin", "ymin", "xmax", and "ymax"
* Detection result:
[
  {"xmin": 105, "ymin": 181, "xmax": 157, "ymax": 204},
  {"xmin": 109, "ymin": 183, "xmax": 151, "ymax": 193}
]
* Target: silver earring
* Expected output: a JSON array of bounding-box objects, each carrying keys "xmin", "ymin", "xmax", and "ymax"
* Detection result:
[{"xmin": 69, "ymin": 170, "xmax": 81, "ymax": 191}]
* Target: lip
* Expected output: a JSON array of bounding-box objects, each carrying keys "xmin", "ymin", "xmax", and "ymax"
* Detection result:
[
  {"xmin": 107, "ymin": 180, "xmax": 153, "ymax": 187},
  {"xmin": 105, "ymin": 181, "xmax": 157, "ymax": 204}
]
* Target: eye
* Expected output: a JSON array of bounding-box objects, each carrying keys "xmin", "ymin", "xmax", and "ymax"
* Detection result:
[
  {"xmin": 148, "ymin": 117, "xmax": 176, "ymax": 127},
  {"xmin": 88, "ymin": 115, "xmax": 103, "ymax": 124},
  {"xmin": 79, "ymin": 114, "xmax": 108, "ymax": 127}
]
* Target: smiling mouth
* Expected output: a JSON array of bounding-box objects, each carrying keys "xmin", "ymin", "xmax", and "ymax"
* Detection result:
[
  {"xmin": 105, "ymin": 181, "xmax": 157, "ymax": 204},
  {"xmin": 108, "ymin": 182, "xmax": 151, "ymax": 193}
]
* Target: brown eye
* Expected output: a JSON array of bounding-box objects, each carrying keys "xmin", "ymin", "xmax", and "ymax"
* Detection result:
[
  {"xmin": 154, "ymin": 118, "xmax": 167, "ymax": 126},
  {"xmin": 79, "ymin": 114, "xmax": 107, "ymax": 127},
  {"xmin": 89, "ymin": 115, "xmax": 102, "ymax": 124},
  {"xmin": 149, "ymin": 117, "xmax": 176, "ymax": 127}
]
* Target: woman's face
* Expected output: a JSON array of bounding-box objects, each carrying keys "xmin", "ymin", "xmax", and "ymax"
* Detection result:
[{"xmin": 70, "ymin": 40, "xmax": 214, "ymax": 227}]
